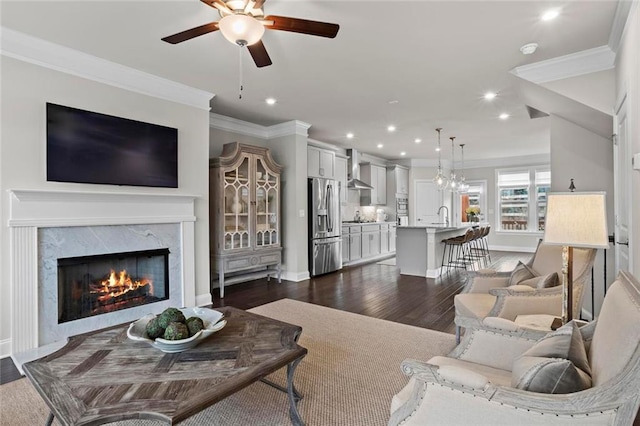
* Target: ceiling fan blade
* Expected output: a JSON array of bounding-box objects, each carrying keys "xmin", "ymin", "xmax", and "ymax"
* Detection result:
[
  {"xmin": 244, "ymin": 0, "xmax": 256, "ymax": 13},
  {"xmin": 247, "ymin": 40, "xmax": 272, "ymax": 67},
  {"xmin": 199, "ymin": 0, "xmax": 232, "ymax": 14},
  {"xmin": 161, "ymin": 22, "xmax": 219, "ymax": 44},
  {"xmin": 264, "ymin": 15, "xmax": 339, "ymax": 38}
]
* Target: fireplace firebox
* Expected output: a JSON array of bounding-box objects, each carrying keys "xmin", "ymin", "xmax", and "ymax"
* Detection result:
[{"xmin": 57, "ymin": 249, "xmax": 170, "ymax": 323}]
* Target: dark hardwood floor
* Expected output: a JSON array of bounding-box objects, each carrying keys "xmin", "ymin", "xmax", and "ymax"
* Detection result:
[
  {"xmin": 0, "ymin": 250, "xmax": 529, "ymax": 385},
  {"xmin": 211, "ymin": 250, "xmax": 527, "ymax": 335}
]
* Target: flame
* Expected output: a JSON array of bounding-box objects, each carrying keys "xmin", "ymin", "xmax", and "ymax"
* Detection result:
[{"xmin": 95, "ymin": 269, "xmax": 153, "ymax": 303}]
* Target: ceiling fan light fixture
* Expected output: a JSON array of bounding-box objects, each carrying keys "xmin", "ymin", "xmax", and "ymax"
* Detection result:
[{"xmin": 218, "ymin": 14, "xmax": 265, "ymax": 46}]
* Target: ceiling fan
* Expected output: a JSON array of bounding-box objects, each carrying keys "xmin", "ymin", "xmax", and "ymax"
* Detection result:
[{"xmin": 161, "ymin": 0, "xmax": 340, "ymax": 68}]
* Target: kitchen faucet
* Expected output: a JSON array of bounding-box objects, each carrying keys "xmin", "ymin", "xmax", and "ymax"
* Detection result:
[{"xmin": 437, "ymin": 205, "xmax": 449, "ymax": 227}]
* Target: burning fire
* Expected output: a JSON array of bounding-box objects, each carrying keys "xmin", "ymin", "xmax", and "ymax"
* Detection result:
[{"xmin": 94, "ymin": 269, "xmax": 154, "ymax": 303}]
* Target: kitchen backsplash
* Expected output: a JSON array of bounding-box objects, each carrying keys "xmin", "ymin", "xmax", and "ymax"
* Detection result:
[{"xmin": 342, "ymin": 190, "xmax": 394, "ymax": 222}]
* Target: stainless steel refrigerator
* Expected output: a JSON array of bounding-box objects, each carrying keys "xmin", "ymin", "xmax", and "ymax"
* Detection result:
[{"xmin": 308, "ymin": 177, "xmax": 342, "ymax": 277}]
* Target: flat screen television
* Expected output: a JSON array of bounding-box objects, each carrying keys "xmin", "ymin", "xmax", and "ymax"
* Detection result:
[{"xmin": 47, "ymin": 103, "xmax": 178, "ymax": 188}]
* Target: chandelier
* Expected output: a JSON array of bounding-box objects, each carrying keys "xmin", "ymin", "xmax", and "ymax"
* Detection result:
[
  {"xmin": 458, "ymin": 143, "xmax": 469, "ymax": 193},
  {"xmin": 432, "ymin": 128, "xmax": 448, "ymax": 190},
  {"xmin": 448, "ymin": 136, "xmax": 458, "ymax": 192}
]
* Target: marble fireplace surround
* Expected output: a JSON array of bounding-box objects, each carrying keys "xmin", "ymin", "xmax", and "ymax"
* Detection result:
[{"xmin": 8, "ymin": 189, "xmax": 198, "ymax": 367}]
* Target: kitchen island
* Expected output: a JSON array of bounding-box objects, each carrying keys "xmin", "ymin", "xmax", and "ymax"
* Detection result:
[{"xmin": 396, "ymin": 224, "xmax": 475, "ymax": 278}]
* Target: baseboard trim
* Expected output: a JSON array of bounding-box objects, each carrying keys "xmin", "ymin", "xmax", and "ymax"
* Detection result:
[
  {"xmin": 0, "ymin": 338, "xmax": 11, "ymax": 359},
  {"xmin": 196, "ymin": 292, "xmax": 212, "ymax": 307},
  {"xmin": 281, "ymin": 271, "xmax": 310, "ymax": 282},
  {"xmin": 489, "ymin": 245, "xmax": 536, "ymax": 253}
]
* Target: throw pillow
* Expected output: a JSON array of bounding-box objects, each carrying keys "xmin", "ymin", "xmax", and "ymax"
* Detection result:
[
  {"xmin": 511, "ymin": 322, "xmax": 592, "ymax": 394},
  {"xmin": 508, "ymin": 261, "xmax": 537, "ymax": 286},
  {"xmin": 519, "ymin": 272, "xmax": 560, "ymax": 289}
]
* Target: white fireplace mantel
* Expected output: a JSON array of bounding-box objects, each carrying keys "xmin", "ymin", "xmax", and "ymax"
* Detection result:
[{"xmin": 7, "ymin": 188, "xmax": 199, "ymax": 358}]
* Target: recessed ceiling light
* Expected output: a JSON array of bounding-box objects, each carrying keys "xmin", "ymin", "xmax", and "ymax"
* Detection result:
[
  {"xmin": 387, "ymin": 125, "xmax": 396, "ymax": 132},
  {"xmin": 435, "ymin": 147, "xmax": 441, "ymax": 152},
  {"xmin": 400, "ymin": 152, "xmax": 406, "ymax": 156},
  {"xmin": 377, "ymin": 144, "xmax": 383, "ymax": 149},
  {"xmin": 484, "ymin": 92, "xmax": 497, "ymax": 100},
  {"xmin": 388, "ymin": 100, "xmax": 399, "ymax": 104},
  {"xmin": 541, "ymin": 9, "xmax": 559, "ymax": 21},
  {"xmin": 499, "ymin": 113, "xmax": 510, "ymax": 120},
  {"xmin": 265, "ymin": 97, "xmax": 277, "ymax": 105},
  {"xmin": 414, "ymin": 138, "xmax": 422, "ymax": 144},
  {"xmin": 346, "ymin": 132, "xmax": 354, "ymax": 139},
  {"xmin": 520, "ymin": 43, "xmax": 538, "ymax": 55}
]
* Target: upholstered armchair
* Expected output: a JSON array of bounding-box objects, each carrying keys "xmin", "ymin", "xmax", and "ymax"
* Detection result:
[
  {"xmin": 454, "ymin": 242, "xmax": 597, "ymax": 342},
  {"xmin": 389, "ymin": 271, "xmax": 640, "ymax": 426}
]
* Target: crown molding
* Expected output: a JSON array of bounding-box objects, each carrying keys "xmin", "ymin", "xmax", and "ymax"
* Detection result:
[
  {"xmin": 267, "ymin": 120, "xmax": 311, "ymax": 139},
  {"xmin": 308, "ymin": 138, "xmax": 341, "ymax": 151},
  {"xmin": 511, "ymin": 45, "xmax": 615, "ymax": 84},
  {"xmin": 0, "ymin": 27, "xmax": 214, "ymax": 110},
  {"xmin": 608, "ymin": 0, "xmax": 638, "ymax": 53},
  {"xmin": 209, "ymin": 112, "xmax": 269, "ymax": 138},
  {"xmin": 209, "ymin": 112, "xmax": 310, "ymax": 139}
]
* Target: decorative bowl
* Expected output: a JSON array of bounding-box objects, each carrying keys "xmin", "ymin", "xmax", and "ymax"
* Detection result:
[{"xmin": 127, "ymin": 307, "xmax": 226, "ymax": 353}]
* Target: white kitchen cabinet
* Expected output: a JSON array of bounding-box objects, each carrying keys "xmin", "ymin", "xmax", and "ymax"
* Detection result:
[
  {"xmin": 307, "ymin": 145, "xmax": 335, "ymax": 179},
  {"xmin": 360, "ymin": 164, "xmax": 387, "ymax": 205},
  {"xmin": 335, "ymin": 155, "xmax": 348, "ymax": 204},
  {"xmin": 389, "ymin": 224, "xmax": 397, "ymax": 252},
  {"xmin": 380, "ymin": 225, "xmax": 390, "ymax": 254},
  {"xmin": 341, "ymin": 226, "xmax": 350, "ymax": 263},
  {"xmin": 386, "ymin": 165, "xmax": 409, "ymax": 201},
  {"xmin": 342, "ymin": 222, "xmax": 395, "ymax": 265},
  {"xmin": 361, "ymin": 224, "xmax": 381, "ymax": 258},
  {"xmin": 349, "ymin": 233, "xmax": 362, "ymax": 260}
]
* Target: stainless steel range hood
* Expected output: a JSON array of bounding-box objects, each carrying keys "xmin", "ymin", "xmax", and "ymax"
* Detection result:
[{"xmin": 346, "ymin": 149, "xmax": 374, "ymax": 190}]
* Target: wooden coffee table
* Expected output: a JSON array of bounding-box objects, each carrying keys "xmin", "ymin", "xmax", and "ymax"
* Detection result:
[{"xmin": 23, "ymin": 307, "xmax": 307, "ymax": 425}]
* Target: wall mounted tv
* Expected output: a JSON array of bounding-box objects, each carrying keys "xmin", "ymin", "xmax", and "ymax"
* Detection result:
[{"xmin": 47, "ymin": 103, "xmax": 178, "ymax": 188}]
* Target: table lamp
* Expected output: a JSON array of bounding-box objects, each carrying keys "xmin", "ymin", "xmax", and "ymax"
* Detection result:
[{"xmin": 542, "ymin": 192, "xmax": 609, "ymax": 323}]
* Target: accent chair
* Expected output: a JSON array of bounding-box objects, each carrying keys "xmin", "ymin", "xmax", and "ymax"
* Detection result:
[
  {"xmin": 454, "ymin": 242, "xmax": 597, "ymax": 343},
  {"xmin": 389, "ymin": 271, "xmax": 640, "ymax": 426}
]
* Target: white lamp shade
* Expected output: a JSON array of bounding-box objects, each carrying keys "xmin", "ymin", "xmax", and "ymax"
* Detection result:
[
  {"xmin": 218, "ymin": 14, "xmax": 265, "ymax": 46},
  {"xmin": 543, "ymin": 192, "xmax": 609, "ymax": 248}
]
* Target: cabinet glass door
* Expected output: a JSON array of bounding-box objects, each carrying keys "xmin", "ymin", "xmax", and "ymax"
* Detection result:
[
  {"xmin": 256, "ymin": 158, "xmax": 279, "ymax": 247},
  {"xmin": 223, "ymin": 156, "xmax": 251, "ymax": 250}
]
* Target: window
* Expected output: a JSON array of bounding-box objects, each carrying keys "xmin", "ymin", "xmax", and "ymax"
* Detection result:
[
  {"xmin": 535, "ymin": 170, "xmax": 551, "ymax": 231},
  {"xmin": 496, "ymin": 167, "xmax": 550, "ymax": 232}
]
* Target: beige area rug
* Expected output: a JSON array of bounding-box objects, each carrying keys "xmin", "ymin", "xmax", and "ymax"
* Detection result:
[{"xmin": 0, "ymin": 299, "xmax": 455, "ymax": 426}]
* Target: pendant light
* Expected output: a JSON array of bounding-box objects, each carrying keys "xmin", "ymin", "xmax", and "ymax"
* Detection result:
[
  {"xmin": 458, "ymin": 143, "xmax": 469, "ymax": 193},
  {"xmin": 432, "ymin": 128, "xmax": 448, "ymax": 190},
  {"xmin": 448, "ymin": 136, "xmax": 458, "ymax": 192}
]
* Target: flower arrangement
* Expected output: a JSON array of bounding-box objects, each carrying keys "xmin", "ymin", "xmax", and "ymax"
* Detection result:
[{"xmin": 465, "ymin": 206, "xmax": 481, "ymax": 222}]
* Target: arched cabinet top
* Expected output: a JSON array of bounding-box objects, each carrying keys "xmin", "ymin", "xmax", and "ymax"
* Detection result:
[{"xmin": 210, "ymin": 142, "xmax": 283, "ymax": 174}]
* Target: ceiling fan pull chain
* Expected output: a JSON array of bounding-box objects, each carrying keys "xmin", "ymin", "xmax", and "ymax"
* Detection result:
[{"xmin": 238, "ymin": 45, "xmax": 244, "ymax": 100}]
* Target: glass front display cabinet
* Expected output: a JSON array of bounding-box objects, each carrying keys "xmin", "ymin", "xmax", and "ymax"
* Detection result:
[{"xmin": 210, "ymin": 143, "xmax": 282, "ymax": 298}]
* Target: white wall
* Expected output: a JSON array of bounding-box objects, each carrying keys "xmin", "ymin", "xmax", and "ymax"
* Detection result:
[
  {"xmin": 615, "ymin": 3, "xmax": 640, "ymax": 278},
  {"xmin": 267, "ymin": 134, "xmax": 309, "ymax": 280},
  {"xmin": 0, "ymin": 57, "xmax": 211, "ymax": 352},
  {"xmin": 549, "ymin": 114, "xmax": 616, "ymax": 318}
]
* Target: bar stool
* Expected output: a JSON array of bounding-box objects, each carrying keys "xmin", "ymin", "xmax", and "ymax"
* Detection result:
[
  {"xmin": 441, "ymin": 229, "xmax": 474, "ymax": 274},
  {"xmin": 466, "ymin": 227, "xmax": 487, "ymax": 268},
  {"xmin": 482, "ymin": 225, "xmax": 492, "ymax": 263}
]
